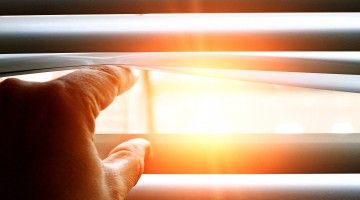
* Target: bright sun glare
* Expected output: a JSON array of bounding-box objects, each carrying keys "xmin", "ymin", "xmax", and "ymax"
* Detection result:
[{"xmin": 7, "ymin": 59, "xmax": 360, "ymax": 134}]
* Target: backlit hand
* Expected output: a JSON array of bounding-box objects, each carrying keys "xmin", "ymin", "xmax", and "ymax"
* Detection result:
[{"xmin": 0, "ymin": 66, "xmax": 150, "ymax": 200}]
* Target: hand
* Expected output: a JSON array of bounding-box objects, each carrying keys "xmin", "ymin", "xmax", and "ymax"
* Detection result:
[{"xmin": 0, "ymin": 66, "xmax": 150, "ymax": 200}]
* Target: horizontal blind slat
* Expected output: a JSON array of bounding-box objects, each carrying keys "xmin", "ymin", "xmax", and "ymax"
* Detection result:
[
  {"xmin": 1, "ymin": 14, "xmax": 360, "ymax": 53},
  {"xmin": 1, "ymin": 0, "xmax": 360, "ymax": 15}
]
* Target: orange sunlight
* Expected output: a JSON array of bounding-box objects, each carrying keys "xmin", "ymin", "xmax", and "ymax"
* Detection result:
[
  {"xmin": 149, "ymin": 71, "xmax": 360, "ymax": 134},
  {"xmin": 8, "ymin": 63, "xmax": 360, "ymax": 134}
]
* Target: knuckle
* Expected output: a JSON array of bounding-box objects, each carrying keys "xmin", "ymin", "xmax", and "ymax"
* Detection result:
[
  {"xmin": 113, "ymin": 148, "xmax": 139, "ymax": 160},
  {"xmin": 42, "ymin": 81, "xmax": 68, "ymax": 103},
  {"xmin": 111, "ymin": 143, "xmax": 143, "ymax": 158},
  {"xmin": 44, "ymin": 80, "xmax": 67, "ymax": 94},
  {"xmin": 44, "ymin": 80, "xmax": 97, "ymax": 130},
  {"xmin": 39, "ymin": 81, "xmax": 76, "ymax": 111},
  {"xmin": 48, "ymin": 80, "xmax": 71, "ymax": 97},
  {"xmin": 0, "ymin": 78, "xmax": 23, "ymax": 91},
  {"xmin": 112, "ymin": 148, "xmax": 144, "ymax": 171},
  {"xmin": 0, "ymin": 78, "xmax": 27, "ymax": 103}
]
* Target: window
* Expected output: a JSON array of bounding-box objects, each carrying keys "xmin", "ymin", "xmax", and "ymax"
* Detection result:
[
  {"xmin": 7, "ymin": 68, "xmax": 360, "ymax": 134},
  {"xmin": 1, "ymin": 4, "xmax": 360, "ymax": 199}
]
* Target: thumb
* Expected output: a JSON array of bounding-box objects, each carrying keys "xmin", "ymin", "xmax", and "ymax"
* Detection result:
[{"xmin": 102, "ymin": 138, "xmax": 151, "ymax": 198}]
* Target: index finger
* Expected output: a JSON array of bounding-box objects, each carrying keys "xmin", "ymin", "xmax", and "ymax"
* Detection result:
[{"xmin": 55, "ymin": 65, "xmax": 135, "ymax": 113}]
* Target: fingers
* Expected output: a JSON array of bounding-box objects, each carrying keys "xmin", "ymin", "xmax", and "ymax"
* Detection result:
[
  {"xmin": 102, "ymin": 139, "xmax": 151, "ymax": 198},
  {"xmin": 55, "ymin": 65, "xmax": 135, "ymax": 113}
]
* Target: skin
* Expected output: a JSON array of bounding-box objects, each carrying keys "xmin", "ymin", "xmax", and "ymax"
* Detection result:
[{"xmin": 0, "ymin": 65, "xmax": 150, "ymax": 200}]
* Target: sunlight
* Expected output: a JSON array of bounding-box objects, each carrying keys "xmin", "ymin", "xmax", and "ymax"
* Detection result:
[
  {"xmin": 331, "ymin": 121, "xmax": 354, "ymax": 134},
  {"xmin": 7, "ymin": 63, "xmax": 360, "ymax": 135},
  {"xmin": 150, "ymin": 71, "xmax": 360, "ymax": 134},
  {"xmin": 275, "ymin": 122, "xmax": 305, "ymax": 134}
]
